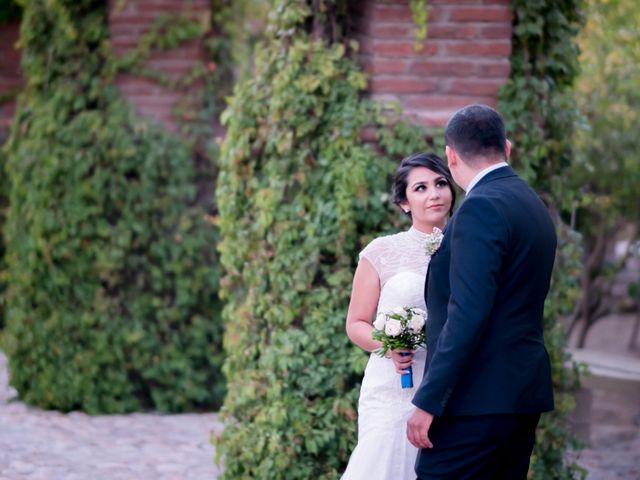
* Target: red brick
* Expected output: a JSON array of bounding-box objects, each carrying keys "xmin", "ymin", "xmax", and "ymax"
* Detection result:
[
  {"xmin": 402, "ymin": 94, "xmax": 496, "ymax": 110},
  {"xmin": 107, "ymin": 0, "xmax": 208, "ymax": 131},
  {"xmin": 479, "ymin": 23, "xmax": 512, "ymax": 39},
  {"xmin": 369, "ymin": 77, "xmax": 438, "ymax": 94},
  {"xmin": 449, "ymin": 6, "xmax": 512, "ymax": 22},
  {"xmin": 406, "ymin": 109, "xmax": 454, "ymax": 128},
  {"xmin": 0, "ymin": 19, "xmax": 23, "ymax": 134},
  {"xmin": 446, "ymin": 41, "xmax": 511, "ymax": 57},
  {"xmin": 362, "ymin": 39, "xmax": 440, "ymax": 57},
  {"xmin": 369, "ymin": 23, "xmax": 413, "ymax": 39},
  {"xmin": 409, "ymin": 60, "xmax": 475, "ymax": 77},
  {"xmin": 475, "ymin": 60, "xmax": 511, "ymax": 77},
  {"xmin": 0, "ymin": 78, "xmax": 22, "ymax": 90},
  {"xmin": 371, "ymin": 5, "xmax": 414, "ymax": 22},
  {"xmin": 426, "ymin": 6, "xmax": 449, "ymax": 23},
  {"xmin": 362, "ymin": 58, "xmax": 409, "ymax": 75},
  {"xmin": 427, "ymin": 24, "xmax": 479, "ymax": 40},
  {"xmin": 445, "ymin": 78, "xmax": 507, "ymax": 95}
]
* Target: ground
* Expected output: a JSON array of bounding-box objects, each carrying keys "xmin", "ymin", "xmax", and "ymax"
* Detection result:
[
  {"xmin": 0, "ymin": 353, "xmax": 223, "ymax": 480},
  {"xmin": 0, "ymin": 314, "xmax": 638, "ymax": 479}
]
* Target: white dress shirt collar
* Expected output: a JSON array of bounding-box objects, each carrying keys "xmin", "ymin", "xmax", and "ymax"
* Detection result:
[{"xmin": 466, "ymin": 162, "xmax": 508, "ymax": 194}]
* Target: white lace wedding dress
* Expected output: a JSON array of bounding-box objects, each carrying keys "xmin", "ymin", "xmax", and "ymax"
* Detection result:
[{"xmin": 342, "ymin": 227, "xmax": 430, "ymax": 480}]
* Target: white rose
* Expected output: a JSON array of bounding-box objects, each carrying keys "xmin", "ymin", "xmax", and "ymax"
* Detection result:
[
  {"xmin": 392, "ymin": 306, "xmax": 406, "ymax": 316},
  {"xmin": 411, "ymin": 313, "xmax": 425, "ymax": 332},
  {"xmin": 384, "ymin": 319, "xmax": 403, "ymax": 337},
  {"xmin": 373, "ymin": 312, "xmax": 387, "ymax": 330},
  {"xmin": 414, "ymin": 308, "xmax": 427, "ymax": 317}
]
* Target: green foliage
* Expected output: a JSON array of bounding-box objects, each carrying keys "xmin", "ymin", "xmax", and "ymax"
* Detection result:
[
  {"xmin": 498, "ymin": 1, "xmax": 587, "ymax": 478},
  {"xmin": 531, "ymin": 223, "xmax": 587, "ymax": 480},
  {"xmin": 214, "ymin": 1, "xmax": 437, "ymax": 477},
  {"xmin": 1, "ymin": 0, "xmax": 223, "ymax": 413},
  {"xmin": 110, "ymin": 13, "xmax": 209, "ymax": 89},
  {"xmin": 371, "ymin": 307, "xmax": 426, "ymax": 356},
  {"xmin": 563, "ymin": 0, "xmax": 640, "ymax": 347},
  {"xmin": 410, "ymin": 0, "xmax": 429, "ymax": 52},
  {"xmin": 499, "ymin": 0, "xmax": 584, "ymax": 207}
]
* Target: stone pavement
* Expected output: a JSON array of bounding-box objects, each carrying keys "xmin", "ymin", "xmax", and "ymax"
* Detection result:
[
  {"xmin": 574, "ymin": 424, "xmax": 640, "ymax": 480},
  {"xmin": 0, "ymin": 353, "xmax": 223, "ymax": 480},
  {"xmin": 1, "ymin": 350, "xmax": 639, "ymax": 479}
]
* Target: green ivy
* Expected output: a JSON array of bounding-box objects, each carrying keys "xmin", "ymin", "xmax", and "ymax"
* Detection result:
[
  {"xmin": 498, "ymin": 1, "xmax": 587, "ymax": 478},
  {"xmin": 410, "ymin": 0, "xmax": 429, "ymax": 52},
  {"xmin": 213, "ymin": 1, "xmax": 443, "ymax": 477},
  {"xmin": 110, "ymin": 13, "xmax": 208, "ymax": 90},
  {"xmin": 2, "ymin": 0, "xmax": 223, "ymax": 413}
]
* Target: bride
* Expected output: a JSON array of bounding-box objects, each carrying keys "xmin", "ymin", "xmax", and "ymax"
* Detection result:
[{"xmin": 343, "ymin": 153, "xmax": 456, "ymax": 479}]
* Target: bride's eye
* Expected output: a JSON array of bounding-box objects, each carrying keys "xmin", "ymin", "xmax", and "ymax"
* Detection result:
[
  {"xmin": 436, "ymin": 179, "xmax": 448, "ymax": 188},
  {"xmin": 414, "ymin": 184, "xmax": 426, "ymax": 192}
]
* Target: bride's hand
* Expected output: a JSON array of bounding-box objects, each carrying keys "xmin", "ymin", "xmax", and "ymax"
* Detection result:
[{"xmin": 388, "ymin": 348, "xmax": 413, "ymax": 374}]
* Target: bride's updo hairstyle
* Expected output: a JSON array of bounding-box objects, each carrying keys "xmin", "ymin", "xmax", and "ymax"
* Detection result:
[{"xmin": 392, "ymin": 152, "xmax": 456, "ymax": 217}]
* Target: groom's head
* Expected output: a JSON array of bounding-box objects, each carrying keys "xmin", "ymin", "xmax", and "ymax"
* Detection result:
[{"xmin": 444, "ymin": 104, "xmax": 510, "ymax": 169}]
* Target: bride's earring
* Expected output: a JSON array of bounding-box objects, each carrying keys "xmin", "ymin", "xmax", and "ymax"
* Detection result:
[{"xmin": 404, "ymin": 209, "xmax": 410, "ymax": 214}]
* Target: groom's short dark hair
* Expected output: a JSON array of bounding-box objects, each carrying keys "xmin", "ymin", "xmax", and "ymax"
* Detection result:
[{"xmin": 444, "ymin": 104, "xmax": 507, "ymax": 164}]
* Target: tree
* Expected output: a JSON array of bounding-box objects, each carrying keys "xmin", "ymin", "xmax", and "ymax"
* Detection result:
[{"xmin": 567, "ymin": 0, "xmax": 640, "ymax": 348}]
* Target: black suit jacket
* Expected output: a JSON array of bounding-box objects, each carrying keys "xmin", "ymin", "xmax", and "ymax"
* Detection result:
[{"xmin": 412, "ymin": 165, "xmax": 556, "ymax": 416}]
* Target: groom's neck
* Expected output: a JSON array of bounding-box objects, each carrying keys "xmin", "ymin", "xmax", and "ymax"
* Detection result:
[{"xmin": 457, "ymin": 157, "xmax": 506, "ymax": 192}]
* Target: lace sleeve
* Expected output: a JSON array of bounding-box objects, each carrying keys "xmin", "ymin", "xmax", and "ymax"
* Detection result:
[
  {"xmin": 359, "ymin": 237, "xmax": 386, "ymax": 281},
  {"xmin": 358, "ymin": 231, "xmax": 429, "ymax": 288}
]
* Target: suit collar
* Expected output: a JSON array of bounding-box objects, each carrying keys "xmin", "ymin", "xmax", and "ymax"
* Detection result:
[
  {"xmin": 466, "ymin": 162, "xmax": 508, "ymax": 193},
  {"xmin": 466, "ymin": 164, "xmax": 516, "ymax": 195}
]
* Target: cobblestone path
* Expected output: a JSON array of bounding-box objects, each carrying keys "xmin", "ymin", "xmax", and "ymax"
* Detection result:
[{"xmin": 0, "ymin": 353, "xmax": 222, "ymax": 480}]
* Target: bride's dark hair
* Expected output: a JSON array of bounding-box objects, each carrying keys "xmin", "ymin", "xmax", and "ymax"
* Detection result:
[{"xmin": 392, "ymin": 152, "xmax": 456, "ymax": 216}]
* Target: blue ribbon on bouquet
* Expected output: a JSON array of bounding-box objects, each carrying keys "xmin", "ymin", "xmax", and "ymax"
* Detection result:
[{"xmin": 400, "ymin": 352, "xmax": 413, "ymax": 388}]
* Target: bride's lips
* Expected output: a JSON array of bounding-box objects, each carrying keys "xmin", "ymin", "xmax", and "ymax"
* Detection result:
[{"xmin": 427, "ymin": 204, "xmax": 444, "ymax": 209}]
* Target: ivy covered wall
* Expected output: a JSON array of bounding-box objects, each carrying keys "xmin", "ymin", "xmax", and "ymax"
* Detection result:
[{"xmin": 1, "ymin": 0, "xmax": 223, "ymax": 413}]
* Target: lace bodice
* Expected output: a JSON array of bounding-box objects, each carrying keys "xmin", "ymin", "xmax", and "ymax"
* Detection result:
[
  {"xmin": 360, "ymin": 227, "xmax": 431, "ymax": 289},
  {"xmin": 342, "ymin": 227, "xmax": 431, "ymax": 480}
]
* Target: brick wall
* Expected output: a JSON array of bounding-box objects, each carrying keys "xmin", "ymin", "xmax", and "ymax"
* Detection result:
[
  {"xmin": 0, "ymin": 1, "xmax": 513, "ymax": 134},
  {"xmin": 356, "ymin": 0, "xmax": 512, "ymax": 127},
  {"xmin": 0, "ymin": 21, "xmax": 22, "ymax": 136},
  {"xmin": 108, "ymin": 0, "xmax": 210, "ymax": 132}
]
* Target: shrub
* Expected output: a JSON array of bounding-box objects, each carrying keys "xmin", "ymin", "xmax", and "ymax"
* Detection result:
[{"xmin": 2, "ymin": 0, "xmax": 223, "ymax": 413}]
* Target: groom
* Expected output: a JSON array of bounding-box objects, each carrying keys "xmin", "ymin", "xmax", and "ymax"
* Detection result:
[{"xmin": 407, "ymin": 104, "xmax": 557, "ymax": 479}]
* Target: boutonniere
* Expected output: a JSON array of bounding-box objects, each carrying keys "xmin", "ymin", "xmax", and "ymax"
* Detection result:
[{"xmin": 424, "ymin": 227, "xmax": 444, "ymax": 257}]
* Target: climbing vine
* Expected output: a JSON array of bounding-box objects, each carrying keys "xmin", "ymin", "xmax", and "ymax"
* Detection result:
[
  {"xmin": 214, "ymin": 1, "xmax": 442, "ymax": 477},
  {"xmin": 2, "ymin": 0, "xmax": 223, "ymax": 413},
  {"xmin": 498, "ymin": 1, "xmax": 587, "ymax": 478},
  {"xmin": 410, "ymin": 0, "xmax": 429, "ymax": 52}
]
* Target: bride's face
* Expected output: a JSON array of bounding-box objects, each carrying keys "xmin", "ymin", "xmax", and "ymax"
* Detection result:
[{"xmin": 400, "ymin": 166, "xmax": 452, "ymax": 231}]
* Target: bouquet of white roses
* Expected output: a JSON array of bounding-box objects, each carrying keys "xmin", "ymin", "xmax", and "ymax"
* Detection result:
[{"xmin": 371, "ymin": 306, "xmax": 427, "ymax": 388}]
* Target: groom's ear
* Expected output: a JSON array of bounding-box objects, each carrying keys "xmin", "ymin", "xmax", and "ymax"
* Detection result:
[
  {"xmin": 505, "ymin": 139, "xmax": 512, "ymax": 160},
  {"xmin": 445, "ymin": 145, "xmax": 457, "ymax": 168}
]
